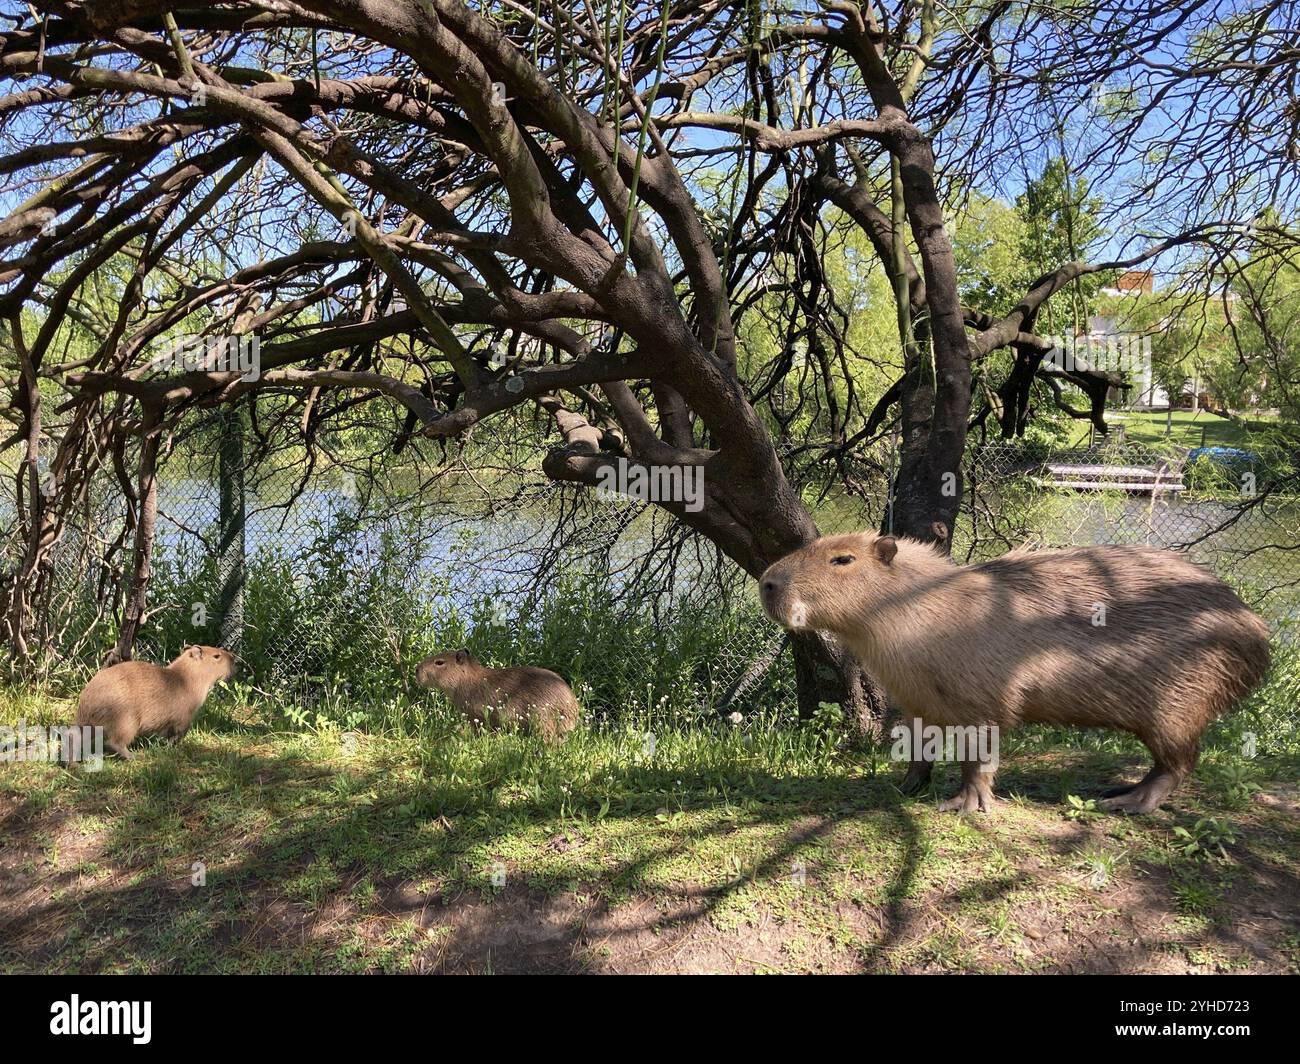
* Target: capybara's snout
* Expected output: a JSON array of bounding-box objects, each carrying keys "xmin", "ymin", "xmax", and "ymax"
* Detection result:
[
  {"xmin": 759, "ymin": 558, "xmax": 807, "ymax": 630},
  {"xmin": 760, "ymin": 533, "xmax": 895, "ymax": 631},
  {"xmin": 759, "ymin": 562, "xmax": 787, "ymax": 623}
]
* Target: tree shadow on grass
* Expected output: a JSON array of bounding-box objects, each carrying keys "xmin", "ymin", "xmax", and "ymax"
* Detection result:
[{"xmin": 0, "ymin": 738, "xmax": 1295, "ymax": 974}]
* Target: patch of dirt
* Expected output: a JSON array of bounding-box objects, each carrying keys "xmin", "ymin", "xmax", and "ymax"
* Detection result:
[{"xmin": 364, "ymin": 830, "xmax": 1300, "ymax": 974}]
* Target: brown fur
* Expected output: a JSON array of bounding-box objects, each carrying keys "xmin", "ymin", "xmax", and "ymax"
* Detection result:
[
  {"xmin": 415, "ymin": 649, "xmax": 581, "ymax": 743},
  {"xmin": 760, "ymin": 532, "xmax": 1271, "ymax": 814},
  {"xmin": 74, "ymin": 645, "xmax": 237, "ymax": 759}
]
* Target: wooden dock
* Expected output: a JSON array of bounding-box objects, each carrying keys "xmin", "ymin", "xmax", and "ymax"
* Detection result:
[{"xmin": 1033, "ymin": 462, "xmax": 1185, "ymax": 494}]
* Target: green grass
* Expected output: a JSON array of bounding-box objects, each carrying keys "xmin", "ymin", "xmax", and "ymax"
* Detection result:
[
  {"xmin": 3, "ymin": 685, "xmax": 1298, "ymax": 974},
  {"xmin": 1067, "ymin": 409, "xmax": 1286, "ymax": 449}
]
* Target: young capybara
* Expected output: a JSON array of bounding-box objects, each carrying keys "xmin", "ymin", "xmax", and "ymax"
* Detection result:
[
  {"xmin": 415, "ymin": 649, "xmax": 580, "ymax": 743},
  {"xmin": 73, "ymin": 645, "xmax": 237, "ymax": 760},
  {"xmin": 760, "ymin": 532, "xmax": 1271, "ymax": 815}
]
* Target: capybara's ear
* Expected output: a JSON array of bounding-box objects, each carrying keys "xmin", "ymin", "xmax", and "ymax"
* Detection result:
[
  {"xmin": 874, "ymin": 536, "xmax": 898, "ymax": 565},
  {"xmin": 456, "ymin": 649, "xmax": 468, "ymax": 664},
  {"xmin": 187, "ymin": 644, "xmax": 202, "ymax": 658}
]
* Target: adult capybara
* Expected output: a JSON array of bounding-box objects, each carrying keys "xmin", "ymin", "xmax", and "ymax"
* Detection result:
[
  {"xmin": 74, "ymin": 645, "xmax": 237, "ymax": 760},
  {"xmin": 760, "ymin": 532, "xmax": 1271, "ymax": 814},
  {"xmin": 415, "ymin": 649, "xmax": 581, "ymax": 743}
]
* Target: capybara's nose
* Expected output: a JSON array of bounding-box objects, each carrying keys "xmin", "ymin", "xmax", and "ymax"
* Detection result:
[{"xmin": 760, "ymin": 571, "xmax": 786, "ymax": 602}]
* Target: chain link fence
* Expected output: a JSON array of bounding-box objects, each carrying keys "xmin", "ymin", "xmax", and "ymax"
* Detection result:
[{"xmin": 3, "ymin": 428, "xmax": 1297, "ymax": 738}]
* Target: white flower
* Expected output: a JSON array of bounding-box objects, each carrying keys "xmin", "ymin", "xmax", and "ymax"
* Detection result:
[{"xmin": 727, "ymin": 712, "xmax": 744, "ymax": 726}]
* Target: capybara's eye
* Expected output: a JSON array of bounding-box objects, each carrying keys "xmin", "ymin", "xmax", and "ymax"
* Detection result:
[
  {"xmin": 434, "ymin": 659, "xmax": 445, "ymax": 667},
  {"xmin": 831, "ymin": 554, "xmax": 855, "ymax": 566}
]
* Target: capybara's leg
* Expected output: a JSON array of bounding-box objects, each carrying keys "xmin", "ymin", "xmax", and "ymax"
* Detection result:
[
  {"xmin": 1099, "ymin": 764, "xmax": 1185, "ymax": 814},
  {"xmin": 1099, "ymin": 733, "xmax": 1197, "ymax": 814},
  {"xmin": 938, "ymin": 757, "xmax": 998, "ymax": 814},
  {"xmin": 106, "ymin": 737, "xmax": 135, "ymax": 760},
  {"xmin": 1101, "ymin": 763, "xmax": 1162, "ymax": 799},
  {"xmin": 104, "ymin": 722, "xmax": 136, "ymax": 760},
  {"xmin": 894, "ymin": 715, "xmax": 934, "ymax": 794},
  {"xmin": 899, "ymin": 757, "xmax": 933, "ymax": 794},
  {"xmin": 1100, "ymin": 746, "xmax": 1166, "ymax": 798}
]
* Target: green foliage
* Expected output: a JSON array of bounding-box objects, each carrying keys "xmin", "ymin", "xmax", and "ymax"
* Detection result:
[
  {"xmin": 1064, "ymin": 794, "xmax": 1102, "ymax": 820},
  {"xmin": 1172, "ymin": 878, "xmax": 1220, "ymax": 915},
  {"xmin": 1229, "ymin": 635, "xmax": 1300, "ymax": 756},
  {"xmin": 1171, "ymin": 818, "xmax": 1238, "ymax": 862},
  {"xmin": 1015, "ymin": 157, "xmax": 1110, "ymax": 335},
  {"xmin": 950, "ymin": 193, "xmax": 1032, "ymax": 316},
  {"xmin": 1226, "ymin": 228, "xmax": 1300, "ymax": 423},
  {"xmin": 1199, "ymin": 759, "xmax": 1262, "ymax": 811},
  {"xmin": 141, "ymin": 508, "xmax": 795, "ymax": 734}
]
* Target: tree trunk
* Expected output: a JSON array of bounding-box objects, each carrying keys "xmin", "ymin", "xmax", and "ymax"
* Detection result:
[
  {"xmin": 548, "ymin": 443, "xmax": 889, "ymax": 736},
  {"xmin": 216, "ymin": 402, "xmax": 247, "ymax": 655},
  {"xmin": 887, "ymin": 138, "xmax": 973, "ymax": 547},
  {"xmin": 111, "ymin": 407, "xmax": 163, "ymax": 664},
  {"xmin": 5, "ymin": 329, "xmax": 43, "ymax": 667},
  {"xmin": 790, "ymin": 630, "xmax": 888, "ymax": 740}
]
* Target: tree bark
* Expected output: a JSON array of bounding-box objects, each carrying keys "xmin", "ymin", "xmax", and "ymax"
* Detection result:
[
  {"xmin": 216, "ymin": 401, "xmax": 247, "ymax": 656},
  {"xmin": 111, "ymin": 406, "xmax": 163, "ymax": 664},
  {"xmin": 5, "ymin": 318, "xmax": 44, "ymax": 666},
  {"xmin": 790, "ymin": 630, "xmax": 887, "ymax": 739}
]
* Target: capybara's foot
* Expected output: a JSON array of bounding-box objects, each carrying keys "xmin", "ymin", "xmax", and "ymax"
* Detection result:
[
  {"xmin": 938, "ymin": 780, "xmax": 997, "ymax": 814},
  {"xmin": 1099, "ymin": 759, "xmax": 1187, "ymax": 814},
  {"xmin": 899, "ymin": 759, "xmax": 933, "ymax": 795},
  {"xmin": 1099, "ymin": 774, "xmax": 1180, "ymax": 814},
  {"xmin": 1099, "ymin": 788, "xmax": 1167, "ymax": 814},
  {"xmin": 1099, "ymin": 789, "xmax": 1160, "ymax": 814}
]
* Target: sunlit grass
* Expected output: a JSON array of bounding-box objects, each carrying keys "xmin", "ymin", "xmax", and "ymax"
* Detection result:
[{"xmin": 3, "ymin": 679, "xmax": 1297, "ymax": 974}]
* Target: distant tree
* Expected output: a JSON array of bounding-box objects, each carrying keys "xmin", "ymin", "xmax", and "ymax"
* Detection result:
[{"xmin": 1016, "ymin": 158, "xmax": 1109, "ymax": 339}]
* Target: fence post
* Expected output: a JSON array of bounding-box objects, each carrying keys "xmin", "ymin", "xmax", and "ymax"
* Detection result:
[{"xmin": 216, "ymin": 401, "xmax": 247, "ymax": 655}]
